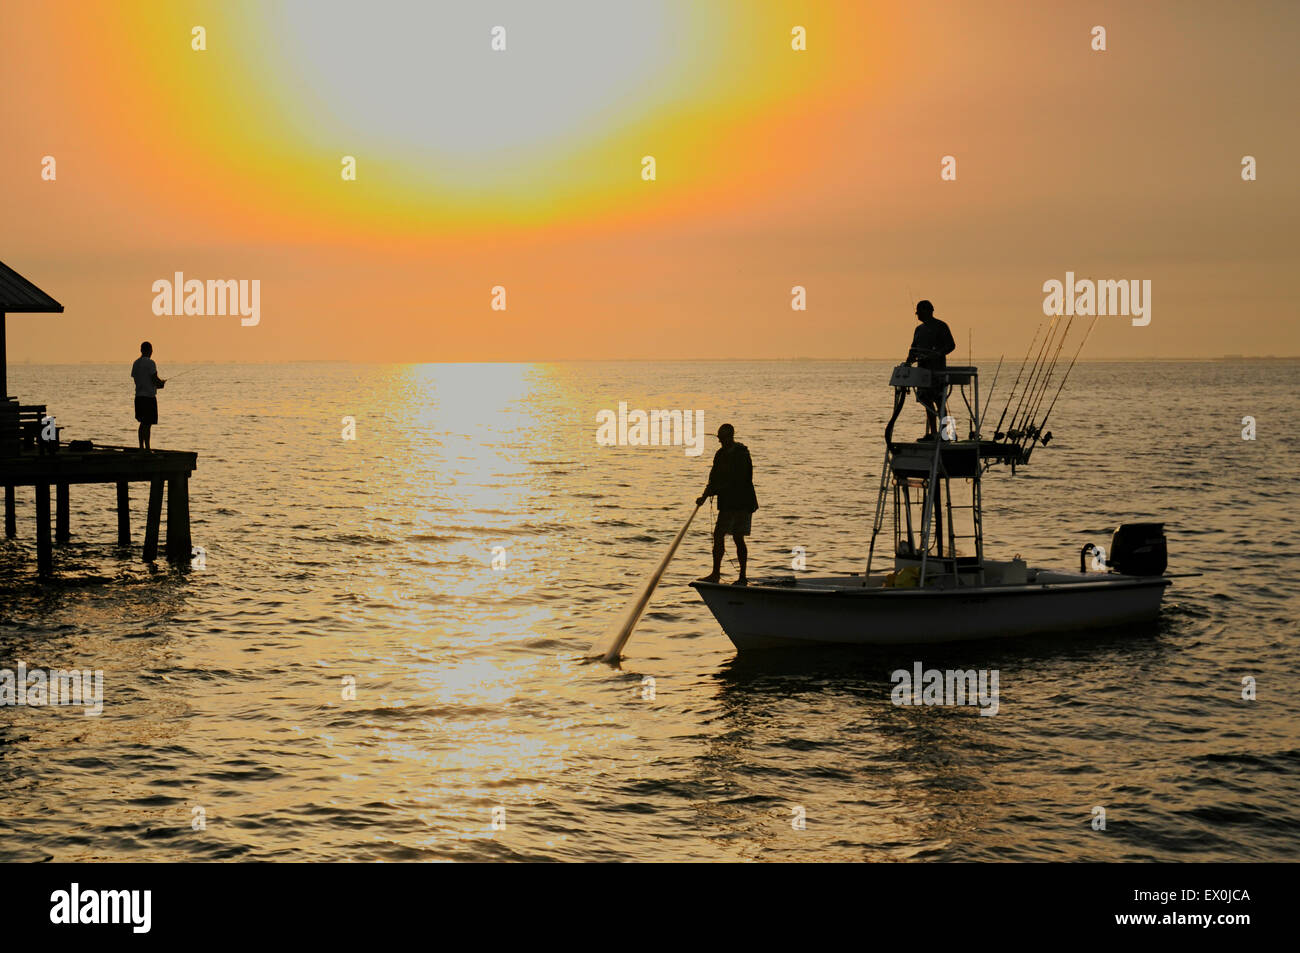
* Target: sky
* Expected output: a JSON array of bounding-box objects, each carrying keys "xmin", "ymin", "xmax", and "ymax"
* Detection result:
[{"xmin": 3, "ymin": 0, "xmax": 1298, "ymax": 363}]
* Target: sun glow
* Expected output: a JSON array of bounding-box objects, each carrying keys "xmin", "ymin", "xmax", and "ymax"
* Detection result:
[{"xmin": 46, "ymin": 0, "xmax": 887, "ymax": 236}]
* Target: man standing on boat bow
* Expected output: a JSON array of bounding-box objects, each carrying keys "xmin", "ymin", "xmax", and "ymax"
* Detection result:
[
  {"xmin": 696, "ymin": 423, "xmax": 758, "ymax": 586},
  {"xmin": 905, "ymin": 299, "xmax": 956, "ymax": 439}
]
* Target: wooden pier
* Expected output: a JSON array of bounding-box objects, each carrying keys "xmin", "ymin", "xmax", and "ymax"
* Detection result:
[
  {"xmin": 2, "ymin": 258, "xmax": 199, "ymax": 575},
  {"xmin": 1, "ymin": 445, "xmax": 197, "ymax": 574}
]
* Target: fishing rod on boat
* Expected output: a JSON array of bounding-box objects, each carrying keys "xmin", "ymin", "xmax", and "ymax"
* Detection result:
[
  {"xmin": 1018, "ymin": 315, "xmax": 1074, "ymax": 445},
  {"xmin": 1022, "ymin": 316, "xmax": 1098, "ymax": 455},
  {"xmin": 1018, "ymin": 313, "xmax": 1073, "ymax": 439},
  {"xmin": 1013, "ymin": 315, "xmax": 1076, "ymax": 452},
  {"xmin": 976, "ymin": 355, "xmax": 1003, "ymax": 436},
  {"xmin": 1011, "ymin": 318, "xmax": 1066, "ymax": 447},
  {"xmin": 1006, "ymin": 313, "xmax": 1059, "ymax": 440},
  {"xmin": 991, "ymin": 322, "xmax": 1043, "ymax": 440},
  {"xmin": 1010, "ymin": 313, "xmax": 1061, "ymax": 438},
  {"xmin": 1030, "ymin": 314, "xmax": 1086, "ymax": 433},
  {"xmin": 1022, "ymin": 315, "xmax": 1071, "ymax": 430}
]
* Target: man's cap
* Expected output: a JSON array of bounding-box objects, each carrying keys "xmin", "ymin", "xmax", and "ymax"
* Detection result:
[
  {"xmin": 717, "ymin": 423, "xmax": 735, "ymax": 438},
  {"xmin": 915, "ymin": 300, "xmax": 934, "ymax": 317}
]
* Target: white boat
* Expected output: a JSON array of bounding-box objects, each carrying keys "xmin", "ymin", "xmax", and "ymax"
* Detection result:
[
  {"xmin": 692, "ymin": 359, "xmax": 1184, "ymax": 652},
  {"xmin": 692, "ymin": 566, "xmax": 1170, "ymax": 651}
]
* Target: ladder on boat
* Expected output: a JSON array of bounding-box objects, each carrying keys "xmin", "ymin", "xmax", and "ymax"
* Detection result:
[
  {"xmin": 865, "ymin": 444, "xmax": 893, "ymax": 579},
  {"xmin": 866, "ymin": 383, "xmax": 951, "ymax": 581},
  {"xmin": 867, "ymin": 367, "xmax": 985, "ymax": 588},
  {"xmin": 916, "ymin": 422, "xmax": 947, "ymax": 586}
]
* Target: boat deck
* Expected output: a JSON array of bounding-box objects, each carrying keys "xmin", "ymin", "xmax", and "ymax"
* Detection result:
[{"xmin": 693, "ymin": 571, "xmax": 1171, "ymax": 597}]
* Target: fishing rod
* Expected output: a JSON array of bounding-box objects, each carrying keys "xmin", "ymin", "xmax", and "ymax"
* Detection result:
[
  {"xmin": 1031, "ymin": 314, "xmax": 1085, "ymax": 429},
  {"xmin": 1006, "ymin": 313, "xmax": 1058, "ymax": 440},
  {"xmin": 1024, "ymin": 315, "xmax": 1070, "ymax": 425},
  {"xmin": 1019, "ymin": 312, "xmax": 1073, "ymax": 438},
  {"xmin": 991, "ymin": 322, "xmax": 1043, "ymax": 439},
  {"xmin": 1018, "ymin": 315, "xmax": 1074, "ymax": 446},
  {"xmin": 1009, "ymin": 314, "xmax": 1060, "ymax": 437},
  {"xmin": 976, "ymin": 355, "xmax": 1003, "ymax": 436},
  {"xmin": 1024, "ymin": 316, "xmax": 1097, "ymax": 454}
]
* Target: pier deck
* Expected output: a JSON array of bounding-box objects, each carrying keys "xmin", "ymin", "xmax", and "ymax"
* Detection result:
[{"xmin": 0, "ymin": 444, "xmax": 198, "ymax": 574}]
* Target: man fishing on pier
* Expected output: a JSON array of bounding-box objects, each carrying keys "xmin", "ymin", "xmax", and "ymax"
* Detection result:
[
  {"xmin": 130, "ymin": 341, "xmax": 165, "ymax": 451},
  {"xmin": 696, "ymin": 423, "xmax": 758, "ymax": 586},
  {"xmin": 905, "ymin": 299, "xmax": 956, "ymax": 439}
]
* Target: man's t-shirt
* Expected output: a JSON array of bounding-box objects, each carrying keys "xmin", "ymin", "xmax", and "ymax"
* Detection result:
[
  {"xmin": 707, "ymin": 442, "xmax": 758, "ymax": 513},
  {"xmin": 131, "ymin": 357, "xmax": 158, "ymax": 397},
  {"xmin": 908, "ymin": 318, "xmax": 956, "ymax": 370}
]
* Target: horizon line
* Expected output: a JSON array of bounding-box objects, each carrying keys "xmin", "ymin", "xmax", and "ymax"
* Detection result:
[{"xmin": 9, "ymin": 356, "xmax": 1300, "ymax": 366}]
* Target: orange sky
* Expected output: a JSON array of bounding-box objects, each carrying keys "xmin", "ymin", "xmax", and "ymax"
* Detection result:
[{"xmin": 3, "ymin": 0, "xmax": 1297, "ymax": 362}]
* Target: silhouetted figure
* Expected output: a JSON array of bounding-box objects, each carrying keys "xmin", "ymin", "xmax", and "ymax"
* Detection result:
[
  {"xmin": 696, "ymin": 423, "xmax": 758, "ymax": 585},
  {"xmin": 905, "ymin": 299, "xmax": 955, "ymax": 438},
  {"xmin": 130, "ymin": 341, "xmax": 165, "ymax": 451}
]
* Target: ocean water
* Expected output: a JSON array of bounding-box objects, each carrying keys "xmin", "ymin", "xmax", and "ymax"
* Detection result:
[{"xmin": 1, "ymin": 360, "xmax": 1297, "ymax": 862}]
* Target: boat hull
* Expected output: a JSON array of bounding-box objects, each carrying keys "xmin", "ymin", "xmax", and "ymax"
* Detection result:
[{"xmin": 691, "ymin": 574, "xmax": 1170, "ymax": 651}]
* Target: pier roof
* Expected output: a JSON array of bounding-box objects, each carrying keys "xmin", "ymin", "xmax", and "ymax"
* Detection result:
[
  {"xmin": 0, "ymin": 259, "xmax": 64, "ymax": 313},
  {"xmin": 1, "ymin": 259, "xmax": 64, "ymax": 401}
]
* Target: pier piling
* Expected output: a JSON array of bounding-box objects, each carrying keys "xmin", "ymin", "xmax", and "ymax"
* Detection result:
[
  {"xmin": 143, "ymin": 477, "xmax": 163, "ymax": 562},
  {"xmin": 166, "ymin": 475, "xmax": 191, "ymax": 563},
  {"xmin": 116, "ymin": 481, "xmax": 130, "ymax": 546},
  {"xmin": 35, "ymin": 481, "xmax": 51, "ymax": 575},
  {"xmin": 0, "ymin": 444, "xmax": 196, "ymax": 573},
  {"xmin": 55, "ymin": 481, "xmax": 70, "ymax": 541},
  {"xmin": 4, "ymin": 485, "xmax": 13, "ymax": 538}
]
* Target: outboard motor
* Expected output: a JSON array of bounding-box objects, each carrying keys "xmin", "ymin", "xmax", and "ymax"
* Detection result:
[{"xmin": 1109, "ymin": 523, "xmax": 1167, "ymax": 576}]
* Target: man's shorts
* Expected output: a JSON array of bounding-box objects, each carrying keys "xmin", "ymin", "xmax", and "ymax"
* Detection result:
[
  {"xmin": 715, "ymin": 509, "xmax": 752, "ymax": 537},
  {"xmin": 134, "ymin": 396, "xmax": 158, "ymax": 425},
  {"xmin": 915, "ymin": 364, "xmax": 946, "ymax": 412},
  {"xmin": 915, "ymin": 383, "xmax": 944, "ymax": 410}
]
